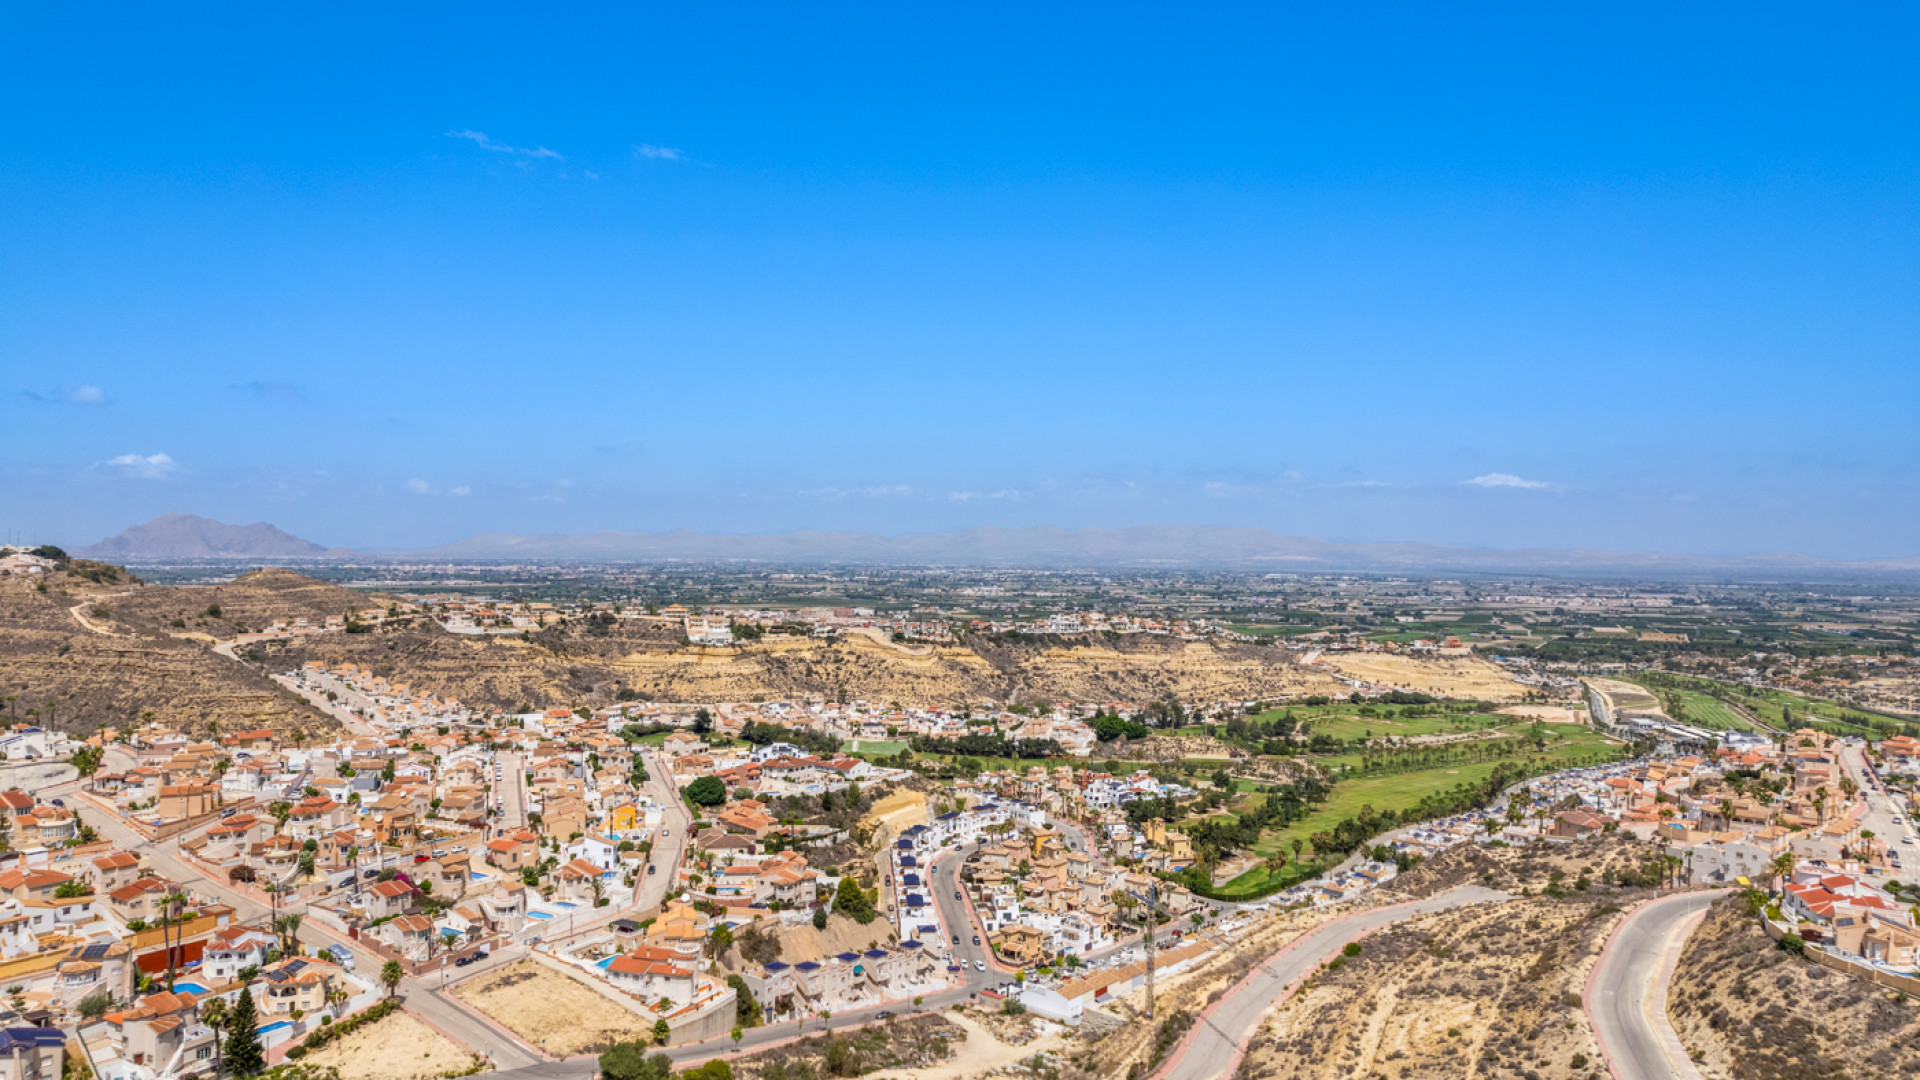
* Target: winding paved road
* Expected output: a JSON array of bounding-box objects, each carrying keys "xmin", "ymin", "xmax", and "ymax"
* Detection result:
[
  {"xmin": 1586, "ymin": 891, "xmax": 1721, "ymax": 1080},
  {"xmin": 1161, "ymin": 885, "xmax": 1509, "ymax": 1080}
]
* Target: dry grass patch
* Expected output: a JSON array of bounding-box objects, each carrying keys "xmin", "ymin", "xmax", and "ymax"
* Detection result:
[
  {"xmin": 301, "ymin": 1009, "xmax": 482, "ymax": 1080},
  {"xmin": 459, "ymin": 959, "xmax": 651, "ymax": 1057}
]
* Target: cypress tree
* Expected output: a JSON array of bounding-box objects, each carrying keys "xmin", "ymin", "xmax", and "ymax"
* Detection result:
[{"xmin": 223, "ymin": 987, "xmax": 265, "ymax": 1077}]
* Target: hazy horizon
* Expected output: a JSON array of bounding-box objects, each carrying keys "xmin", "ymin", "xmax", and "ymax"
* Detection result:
[{"xmin": 4, "ymin": 5, "xmax": 1916, "ymax": 559}]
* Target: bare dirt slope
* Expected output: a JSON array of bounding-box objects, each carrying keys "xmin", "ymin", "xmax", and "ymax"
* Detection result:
[
  {"xmin": 1241, "ymin": 894, "xmax": 1620, "ymax": 1080},
  {"xmin": 1666, "ymin": 896, "xmax": 1920, "ymax": 1080},
  {"xmin": 1320, "ymin": 652, "xmax": 1543, "ymax": 701},
  {"xmin": 267, "ymin": 606, "xmax": 1373, "ymax": 710},
  {"xmin": 0, "ymin": 567, "xmax": 339, "ymax": 738}
]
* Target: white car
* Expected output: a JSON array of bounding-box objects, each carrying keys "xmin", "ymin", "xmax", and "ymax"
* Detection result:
[{"xmin": 974, "ymin": 960, "xmax": 986, "ymax": 972}]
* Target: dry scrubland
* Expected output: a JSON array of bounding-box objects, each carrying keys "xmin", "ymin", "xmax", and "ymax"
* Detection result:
[
  {"xmin": 1667, "ymin": 897, "xmax": 1920, "ymax": 1080},
  {"xmin": 299, "ymin": 1009, "xmax": 481, "ymax": 1080},
  {"xmin": 458, "ymin": 959, "xmax": 651, "ymax": 1057},
  {"xmin": 1235, "ymin": 837, "xmax": 1673, "ymax": 1080},
  {"xmin": 1320, "ymin": 652, "xmax": 1536, "ymax": 701},
  {"xmin": 267, "ymin": 602, "xmax": 1449, "ymax": 710},
  {"xmin": 2, "ymin": 563, "xmax": 1537, "ymax": 732},
  {"xmin": 730, "ymin": 1012, "xmax": 980, "ymax": 1080},
  {"xmin": 0, "ymin": 568, "xmax": 345, "ymax": 736}
]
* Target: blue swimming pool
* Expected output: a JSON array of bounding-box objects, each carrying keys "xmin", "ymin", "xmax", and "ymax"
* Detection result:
[
  {"xmin": 171, "ymin": 981, "xmax": 209, "ymax": 995},
  {"xmin": 469, "ymin": 872, "xmax": 488, "ymax": 881},
  {"xmin": 257, "ymin": 1021, "xmax": 292, "ymax": 1035},
  {"xmin": 527, "ymin": 911, "xmax": 554, "ymax": 920},
  {"xmin": 553, "ymin": 901, "xmax": 578, "ymax": 910},
  {"xmin": 596, "ymin": 956, "xmax": 615, "ymax": 969}
]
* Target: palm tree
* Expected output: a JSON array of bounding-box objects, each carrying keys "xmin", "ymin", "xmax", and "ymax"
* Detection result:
[
  {"xmin": 200, "ymin": 997, "xmax": 229, "ymax": 1080},
  {"xmin": 161, "ymin": 889, "xmax": 190, "ymax": 991},
  {"xmin": 381, "ymin": 960, "xmax": 404, "ymax": 998},
  {"xmin": 273, "ymin": 913, "xmax": 303, "ymax": 957},
  {"xmin": 1769, "ymin": 851, "xmax": 1796, "ymax": 897}
]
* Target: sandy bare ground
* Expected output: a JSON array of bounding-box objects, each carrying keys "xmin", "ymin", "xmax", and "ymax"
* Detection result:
[
  {"xmin": 301, "ymin": 1011, "xmax": 481, "ymax": 1080},
  {"xmin": 862, "ymin": 789, "xmax": 927, "ymax": 834},
  {"xmin": 1585, "ymin": 677, "xmax": 1659, "ymax": 709},
  {"xmin": 458, "ymin": 959, "xmax": 652, "ymax": 1057},
  {"xmin": 1495, "ymin": 703, "xmax": 1588, "ymax": 723},
  {"xmin": 1320, "ymin": 654, "xmax": 1532, "ymax": 701},
  {"xmin": 857, "ymin": 1010, "xmax": 1061, "ymax": 1080}
]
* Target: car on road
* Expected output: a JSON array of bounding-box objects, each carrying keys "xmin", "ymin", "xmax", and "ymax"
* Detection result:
[
  {"xmin": 648, "ymin": 865, "xmax": 656, "ymax": 874},
  {"xmin": 363, "ymin": 869, "xmax": 380, "ymax": 878},
  {"xmin": 954, "ymin": 891, "xmax": 962, "ymax": 900},
  {"xmin": 874, "ymin": 1010, "xmax": 892, "ymax": 1020},
  {"xmin": 50, "ymin": 799, "xmax": 63, "ymax": 807},
  {"xmin": 972, "ymin": 935, "xmax": 980, "ymax": 945},
  {"xmin": 1903, "ymin": 837, "xmax": 1914, "ymax": 844},
  {"xmin": 952, "ymin": 934, "xmax": 960, "ymax": 944},
  {"xmin": 455, "ymin": 955, "xmax": 474, "ymax": 966},
  {"xmin": 974, "ymin": 960, "xmax": 986, "ymax": 971}
]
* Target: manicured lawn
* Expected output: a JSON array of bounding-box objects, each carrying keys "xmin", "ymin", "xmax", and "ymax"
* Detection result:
[
  {"xmin": 1228, "ymin": 728, "xmax": 1628, "ymax": 873},
  {"xmin": 848, "ymin": 739, "xmax": 908, "ymax": 755},
  {"xmin": 1302, "ymin": 712, "xmax": 1515, "ymax": 742}
]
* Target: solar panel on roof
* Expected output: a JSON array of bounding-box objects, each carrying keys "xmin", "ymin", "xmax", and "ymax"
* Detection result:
[{"xmin": 81, "ymin": 944, "xmax": 110, "ymax": 960}]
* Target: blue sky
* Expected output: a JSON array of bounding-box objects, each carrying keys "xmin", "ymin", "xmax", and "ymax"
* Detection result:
[{"xmin": 3, "ymin": 4, "xmax": 1916, "ymax": 557}]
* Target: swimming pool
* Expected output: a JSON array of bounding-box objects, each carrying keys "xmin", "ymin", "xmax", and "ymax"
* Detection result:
[
  {"xmin": 257, "ymin": 1021, "xmax": 292, "ymax": 1035},
  {"xmin": 553, "ymin": 901, "xmax": 578, "ymax": 910},
  {"xmin": 527, "ymin": 911, "xmax": 554, "ymax": 920},
  {"xmin": 171, "ymin": 981, "xmax": 209, "ymax": 995},
  {"xmin": 595, "ymin": 956, "xmax": 615, "ymax": 969}
]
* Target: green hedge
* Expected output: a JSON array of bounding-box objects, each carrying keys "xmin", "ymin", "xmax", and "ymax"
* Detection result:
[{"xmin": 301, "ymin": 998, "xmax": 401, "ymax": 1052}]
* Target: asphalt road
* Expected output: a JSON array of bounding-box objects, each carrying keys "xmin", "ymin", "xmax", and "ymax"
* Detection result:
[
  {"xmin": 1162, "ymin": 885, "xmax": 1510, "ymax": 1080},
  {"xmin": 1837, "ymin": 742, "xmax": 1918, "ymax": 889},
  {"xmin": 1587, "ymin": 891, "xmax": 1720, "ymax": 1080}
]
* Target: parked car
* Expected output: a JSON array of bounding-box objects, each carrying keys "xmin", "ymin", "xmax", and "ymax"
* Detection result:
[
  {"xmin": 874, "ymin": 1010, "xmax": 892, "ymax": 1020},
  {"xmin": 455, "ymin": 955, "xmax": 474, "ymax": 967},
  {"xmin": 972, "ymin": 935, "xmax": 980, "ymax": 945},
  {"xmin": 954, "ymin": 891, "xmax": 962, "ymax": 900},
  {"xmin": 648, "ymin": 865, "xmax": 656, "ymax": 875},
  {"xmin": 952, "ymin": 934, "xmax": 960, "ymax": 944},
  {"xmin": 973, "ymin": 960, "xmax": 986, "ymax": 972}
]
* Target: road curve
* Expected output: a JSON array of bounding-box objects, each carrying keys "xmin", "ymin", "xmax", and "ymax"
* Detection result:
[
  {"xmin": 1587, "ymin": 891, "xmax": 1722, "ymax": 1080},
  {"xmin": 1160, "ymin": 885, "xmax": 1509, "ymax": 1080}
]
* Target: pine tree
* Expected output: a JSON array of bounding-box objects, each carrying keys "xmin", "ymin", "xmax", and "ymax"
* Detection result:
[{"xmin": 223, "ymin": 987, "xmax": 265, "ymax": 1077}]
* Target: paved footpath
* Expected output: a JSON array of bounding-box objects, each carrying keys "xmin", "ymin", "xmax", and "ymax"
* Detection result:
[
  {"xmin": 1586, "ymin": 890, "xmax": 1724, "ymax": 1080},
  {"xmin": 1158, "ymin": 885, "xmax": 1510, "ymax": 1080}
]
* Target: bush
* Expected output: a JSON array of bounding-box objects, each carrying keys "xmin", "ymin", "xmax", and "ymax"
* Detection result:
[
  {"xmin": 302, "ymin": 999, "xmax": 401, "ymax": 1052},
  {"xmin": 683, "ymin": 777, "xmax": 727, "ymax": 806},
  {"xmin": 1001, "ymin": 999, "xmax": 1026, "ymax": 1016},
  {"xmin": 1342, "ymin": 942, "xmax": 1362, "ymax": 958},
  {"xmin": 1778, "ymin": 933, "xmax": 1806, "ymax": 957}
]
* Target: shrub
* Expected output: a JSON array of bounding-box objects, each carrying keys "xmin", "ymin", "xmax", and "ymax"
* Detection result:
[{"xmin": 1342, "ymin": 942, "xmax": 1362, "ymax": 958}]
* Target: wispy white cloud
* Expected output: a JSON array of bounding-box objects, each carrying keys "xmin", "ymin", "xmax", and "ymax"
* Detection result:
[
  {"xmin": 862, "ymin": 485, "xmax": 912, "ymax": 498},
  {"xmin": 446, "ymin": 130, "xmax": 564, "ymax": 160},
  {"xmin": 21, "ymin": 385, "xmax": 106, "ymax": 405},
  {"xmin": 947, "ymin": 490, "xmax": 1022, "ymax": 502},
  {"xmin": 634, "ymin": 143, "xmax": 686, "ymax": 162},
  {"xmin": 1464, "ymin": 472, "xmax": 1553, "ymax": 489},
  {"xmin": 102, "ymin": 452, "xmax": 175, "ymax": 479},
  {"xmin": 1335, "ymin": 479, "xmax": 1391, "ymax": 488},
  {"xmin": 451, "ymin": 485, "xmax": 471, "ymax": 497},
  {"xmin": 799, "ymin": 486, "xmax": 849, "ymax": 500},
  {"xmin": 405, "ymin": 478, "xmax": 432, "ymax": 494}
]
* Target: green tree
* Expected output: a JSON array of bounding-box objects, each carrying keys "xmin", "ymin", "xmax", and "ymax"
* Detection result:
[
  {"xmin": 812, "ymin": 906, "xmax": 828, "ymax": 931},
  {"xmin": 684, "ymin": 777, "xmax": 727, "ymax": 807},
  {"xmin": 223, "ymin": 988, "xmax": 265, "ymax": 1077},
  {"xmin": 833, "ymin": 877, "xmax": 876, "ymax": 924},
  {"xmin": 380, "ymin": 960, "xmax": 403, "ymax": 997},
  {"xmin": 651, "ymin": 1018, "xmax": 671, "ymax": 1045},
  {"xmin": 599, "ymin": 1042, "xmax": 673, "ymax": 1080}
]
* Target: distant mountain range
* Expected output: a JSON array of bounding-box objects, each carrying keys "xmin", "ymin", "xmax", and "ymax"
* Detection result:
[
  {"xmin": 76, "ymin": 515, "xmax": 1920, "ymax": 576},
  {"xmin": 77, "ymin": 513, "xmax": 335, "ymax": 560}
]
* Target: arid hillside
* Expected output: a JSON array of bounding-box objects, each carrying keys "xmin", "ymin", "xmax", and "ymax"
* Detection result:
[
  {"xmin": 0, "ymin": 567, "xmax": 344, "ymax": 737},
  {"xmin": 264, "ymin": 613, "xmax": 1370, "ymax": 710},
  {"xmin": 1667, "ymin": 896, "xmax": 1920, "ymax": 1080},
  {"xmin": 1238, "ymin": 835, "xmax": 1674, "ymax": 1080},
  {"xmin": 3, "ymin": 565, "xmax": 1538, "ymax": 729}
]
